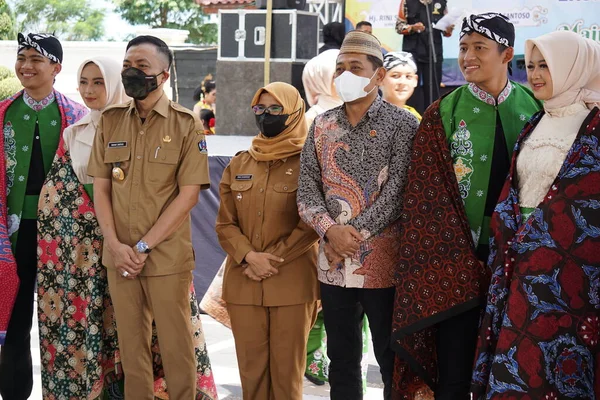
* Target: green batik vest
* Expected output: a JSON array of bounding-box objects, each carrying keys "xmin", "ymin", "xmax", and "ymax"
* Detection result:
[
  {"xmin": 4, "ymin": 97, "xmax": 61, "ymax": 249},
  {"xmin": 439, "ymin": 81, "xmax": 542, "ymax": 246}
]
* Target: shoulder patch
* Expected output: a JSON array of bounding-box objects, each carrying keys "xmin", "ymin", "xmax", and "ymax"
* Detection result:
[{"xmin": 198, "ymin": 138, "xmax": 208, "ymax": 154}]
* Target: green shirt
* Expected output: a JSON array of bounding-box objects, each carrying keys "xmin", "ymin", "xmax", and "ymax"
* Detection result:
[
  {"xmin": 440, "ymin": 81, "xmax": 542, "ymax": 246},
  {"xmin": 4, "ymin": 92, "xmax": 61, "ymax": 247}
]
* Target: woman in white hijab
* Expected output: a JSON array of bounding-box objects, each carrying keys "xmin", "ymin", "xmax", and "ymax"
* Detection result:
[
  {"xmin": 303, "ymin": 49, "xmax": 343, "ymax": 127},
  {"xmin": 64, "ymin": 56, "xmax": 128, "ymax": 190},
  {"xmin": 37, "ymin": 57, "xmax": 219, "ymax": 399},
  {"xmin": 471, "ymin": 30, "xmax": 600, "ymax": 399}
]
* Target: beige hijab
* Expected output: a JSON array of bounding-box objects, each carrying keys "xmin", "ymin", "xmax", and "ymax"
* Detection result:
[
  {"xmin": 248, "ymin": 82, "xmax": 307, "ymax": 162},
  {"xmin": 303, "ymin": 49, "xmax": 342, "ymax": 110},
  {"xmin": 525, "ymin": 31, "xmax": 600, "ymax": 111},
  {"xmin": 72, "ymin": 56, "xmax": 128, "ymax": 128}
]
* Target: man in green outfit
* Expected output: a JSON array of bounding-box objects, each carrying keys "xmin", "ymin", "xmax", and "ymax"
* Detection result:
[
  {"xmin": 390, "ymin": 13, "xmax": 543, "ymax": 399},
  {"xmin": 0, "ymin": 33, "xmax": 87, "ymax": 400}
]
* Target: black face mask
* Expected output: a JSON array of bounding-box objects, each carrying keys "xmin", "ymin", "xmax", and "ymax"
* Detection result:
[
  {"xmin": 121, "ymin": 67, "xmax": 163, "ymax": 100},
  {"xmin": 255, "ymin": 113, "xmax": 289, "ymax": 138}
]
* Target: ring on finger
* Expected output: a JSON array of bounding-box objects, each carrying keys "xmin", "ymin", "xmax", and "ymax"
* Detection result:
[{"xmin": 122, "ymin": 270, "xmax": 130, "ymax": 277}]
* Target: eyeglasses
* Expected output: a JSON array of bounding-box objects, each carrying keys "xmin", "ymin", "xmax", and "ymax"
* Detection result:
[{"xmin": 252, "ymin": 104, "xmax": 285, "ymax": 115}]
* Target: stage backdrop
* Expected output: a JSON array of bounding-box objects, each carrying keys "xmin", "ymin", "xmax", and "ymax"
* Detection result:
[{"xmin": 346, "ymin": 0, "xmax": 599, "ymax": 77}]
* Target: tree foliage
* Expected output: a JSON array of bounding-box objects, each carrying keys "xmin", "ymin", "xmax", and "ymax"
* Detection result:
[
  {"xmin": 12, "ymin": 0, "xmax": 105, "ymax": 41},
  {"xmin": 0, "ymin": 0, "xmax": 16, "ymax": 40},
  {"xmin": 113, "ymin": 0, "xmax": 217, "ymax": 45}
]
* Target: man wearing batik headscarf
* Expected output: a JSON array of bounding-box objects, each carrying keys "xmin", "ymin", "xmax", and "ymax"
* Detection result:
[
  {"xmin": 390, "ymin": 13, "xmax": 542, "ymax": 399},
  {"xmin": 0, "ymin": 33, "xmax": 87, "ymax": 399},
  {"xmin": 298, "ymin": 30, "xmax": 419, "ymax": 400}
]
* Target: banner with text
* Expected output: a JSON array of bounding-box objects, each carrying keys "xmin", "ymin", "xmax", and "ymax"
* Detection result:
[{"xmin": 345, "ymin": 0, "xmax": 599, "ymax": 58}]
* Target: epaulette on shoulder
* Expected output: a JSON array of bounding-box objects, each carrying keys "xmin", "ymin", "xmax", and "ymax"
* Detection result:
[{"xmin": 170, "ymin": 101, "xmax": 196, "ymax": 118}]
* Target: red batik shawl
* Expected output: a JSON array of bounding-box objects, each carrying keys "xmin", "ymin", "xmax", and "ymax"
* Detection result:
[
  {"xmin": 391, "ymin": 101, "xmax": 490, "ymax": 399},
  {"xmin": 0, "ymin": 103, "xmax": 17, "ymax": 345},
  {"xmin": 471, "ymin": 108, "xmax": 600, "ymax": 399}
]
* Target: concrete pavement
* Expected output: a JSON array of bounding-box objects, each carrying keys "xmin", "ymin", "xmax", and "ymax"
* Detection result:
[{"xmin": 8, "ymin": 303, "xmax": 385, "ymax": 399}]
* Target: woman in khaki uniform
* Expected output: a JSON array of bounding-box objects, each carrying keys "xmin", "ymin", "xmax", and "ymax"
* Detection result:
[{"xmin": 216, "ymin": 82, "xmax": 319, "ymax": 399}]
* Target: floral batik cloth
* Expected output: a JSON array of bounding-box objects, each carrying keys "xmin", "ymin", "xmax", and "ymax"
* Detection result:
[
  {"xmin": 471, "ymin": 108, "xmax": 600, "ymax": 399},
  {"xmin": 37, "ymin": 140, "xmax": 218, "ymax": 399}
]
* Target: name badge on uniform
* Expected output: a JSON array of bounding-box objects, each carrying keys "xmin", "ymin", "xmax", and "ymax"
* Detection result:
[
  {"xmin": 235, "ymin": 174, "xmax": 253, "ymax": 181},
  {"xmin": 108, "ymin": 141, "xmax": 128, "ymax": 148}
]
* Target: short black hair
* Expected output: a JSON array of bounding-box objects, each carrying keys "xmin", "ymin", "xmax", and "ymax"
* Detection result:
[
  {"xmin": 497, "ymin": 43, "xmax": 509, "ymax": 54},
  {"xmin": 366, "ymin": 54, "xmax": 383, "ymax": 70},
  {"xmin": 126, "ymin": 35, "xmax": 173, "ymax": 70},
  {"xmin": 356, "ymin": 21, "xmax": 372, "ymax": 29}
]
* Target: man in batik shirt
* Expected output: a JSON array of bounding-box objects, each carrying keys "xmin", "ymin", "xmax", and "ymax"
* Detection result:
[
  {"xmin": 390, "ymin": 13, "xmax": 542, "ymax": 399},
  {"xmin": 0, "ymin": 33, "xmax": 87, "ymax": 399},
  {"xmin": 297, "ymin": 30, "xmax": 419, "ymax": 400}
]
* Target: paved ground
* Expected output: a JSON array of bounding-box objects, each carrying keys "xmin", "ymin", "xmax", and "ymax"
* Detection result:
[{"xmin": 5, "ymin": 301, "xmax": 385, "ymax": 399}]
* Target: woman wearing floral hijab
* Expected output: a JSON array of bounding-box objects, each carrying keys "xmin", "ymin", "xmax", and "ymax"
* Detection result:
[
  {"xmin": 471, "ymin": 30, "xmax": 600, "ymax": 399},
  {"xmin": 37, "ymin": 57, "xmax": 218, "ymax": 399}
]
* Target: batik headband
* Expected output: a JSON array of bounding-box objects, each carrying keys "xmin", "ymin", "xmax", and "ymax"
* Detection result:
[
  {"xmin": 17, "ymin": 33, "xmax": 63, "ymax": 64},
  {"xmin": 460, "ymin": 13, "xmax": 515, "ymax": 48},
  {"xmin": 383, "ymin": 52, "xmax": 418, "ymax": 73}
]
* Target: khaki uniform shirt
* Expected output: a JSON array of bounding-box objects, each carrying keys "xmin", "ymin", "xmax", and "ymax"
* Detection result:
[
  {"xmin": 88, "ymin": 93, "xmax": 210, "ymax": 276},
  {"xmin": 216, "ymin": 152, "xmax": 319, "ymax": 307}
]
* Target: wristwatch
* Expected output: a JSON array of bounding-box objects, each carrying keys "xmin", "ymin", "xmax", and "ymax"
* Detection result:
[{"xmin": 136, "ymin": 240, "xmax": 152, "ymax": 254}]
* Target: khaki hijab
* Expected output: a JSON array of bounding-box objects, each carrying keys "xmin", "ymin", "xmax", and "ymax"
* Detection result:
[{"xmin": 248, "ymin": 82, "xmax": 307, "ymax": 161}]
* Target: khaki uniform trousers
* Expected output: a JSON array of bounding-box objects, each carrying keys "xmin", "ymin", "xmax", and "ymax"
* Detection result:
[
  {"xmin": 107, "ymin": 269, "xmax": 196, "ymax": 400},
  {"xmin": 227, "ymin": 302, "xmax": 318, "ymax": 400}
]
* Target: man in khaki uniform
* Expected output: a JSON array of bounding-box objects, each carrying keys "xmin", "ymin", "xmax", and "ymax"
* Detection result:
[{"xmin": 88, "ymin": 35, "xmax": 210, "ymax": 399}]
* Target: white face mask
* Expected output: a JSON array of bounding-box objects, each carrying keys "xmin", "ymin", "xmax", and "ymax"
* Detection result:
[{"xmin": 334, "ymin": 70, "xmax": 378, "ymax": 103}]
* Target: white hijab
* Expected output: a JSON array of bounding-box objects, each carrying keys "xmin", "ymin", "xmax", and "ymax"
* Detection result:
[
  {"xmin": 65, "ymin": 57, "xmax": 128, "ymax": 183},
  {"xmin": 73, "ymin": 56, "xmax": 129, "ymax": 128},
  {"xmin": 525, "ymin": 31, "xmax": 600, "ymax": 111},
  {"xmin": 302, "ymin": 49, "xmax": 343, "ymax": 125}
]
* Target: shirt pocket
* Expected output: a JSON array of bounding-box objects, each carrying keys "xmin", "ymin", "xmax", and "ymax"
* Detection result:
[
  {"xmin": 103, "ymin": 147, "xmax": 131, "ymax": 183},
  {"xmin": 230, "ymin": 181, "xmax": 254, "ymax": 217},
  {"xmin": 270, "ymin": 182, "xmax": 298, "ymax": 213},
  {"xmin": 146, "ymin": 148, "xmax": 180, "ymax": 184}
]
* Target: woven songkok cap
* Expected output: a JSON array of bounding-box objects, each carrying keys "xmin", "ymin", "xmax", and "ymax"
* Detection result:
[{"xmin": 339, "ymin": 30, "xmax": 383, "ymax": 62}]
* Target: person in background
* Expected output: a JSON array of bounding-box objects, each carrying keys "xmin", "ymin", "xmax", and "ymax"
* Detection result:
[
  {"xmin": 88, "ymin": 35, "xmax": 216, "ymax": 399},
  {"xmin": 298, "ymin": 30, "xmax": 419, "ymax": 400},
  {"xmin": 302, "ymin": 48, "xmax": 372, "ymax": 389},
  {"xmin": 216, "ymin": 82, "xmax": 319, "ymax": 400},
  {"xmin": 471, "ymin": 30, "xmax": 600, "ymax": 400},
  {"xmin": 200, "ymin": 108, "xmax": 215, "ymax": 135},
  {"xmin": 193, "ymin": 74, "xmax": 216, "ymax": 116},
  {"xmin": 356, "ymin": 20, "xmax": 388, "ymax": 56},
  {"xmin": 356, "ymin": 21, "xmax": 373, "ymax": 35},
  {"xmin": 319, "ymin": 22, "xmax": 346, "ymax": 54},
  {"xmin": 390, "ymin": 13, "xmax": 542, "ymax": 399},
  {"xmin": 396, "ymin": 0, "xmax": 454, "ymax": 113},
  {"xmin": 381, "ymin": 51, "xmax": 421, "ymax": 120},
  {"xmin": 304, "ymin": 49, "xmax": 343, "ymax": 127},
  {"xmin": 0, "ymin": 33, "xmax": 87, "ymax": 400}
]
